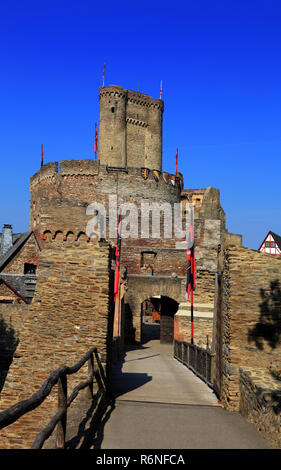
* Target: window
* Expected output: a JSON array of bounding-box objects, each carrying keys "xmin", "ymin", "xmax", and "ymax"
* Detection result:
[
  {"xmin": 146, "ymin": 266, "xmax": 153, "ymax": 276},
  {"xmin": 24, "ymin": 263, "xmax": 37, "ymax": 274},
  {"xmin": 271, "ymin": 242, "xmax": 275, "ymax": 248},
  {"xmin": 265, "ymin": 241, "xmax": 270, "ymax": 247}
]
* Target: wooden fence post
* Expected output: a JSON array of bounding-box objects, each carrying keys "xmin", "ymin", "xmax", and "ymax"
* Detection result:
[
  {"xmin": 56, "ymin": 375, "xmax": 67, "ymax": 449},
  {"xmin": 87, "ymin": 352, "xmax": 94, "ymax": 399}
]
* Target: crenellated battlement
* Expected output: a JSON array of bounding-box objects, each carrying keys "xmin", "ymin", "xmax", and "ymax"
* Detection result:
[
  {"xmin": 99, "ymin": 85, "xmax": 164, "ymax": 110},
  {"xmin": 30, "ymin": 161, "xmax": 59, "ymax": 188},
  {"xmin": 99, "ymin": 85, "xmax": 127, "ymax": 100},
  {"xmin": 60, "ymin": 158, "xmax": 100, "ymax": 176},
  {"xmin": 30, "ymin": 159, "xmax": 183, "ymax": 191},
  {"xmin": 30, "ymin": 159, "xmax": 100, "ymax": 189}
]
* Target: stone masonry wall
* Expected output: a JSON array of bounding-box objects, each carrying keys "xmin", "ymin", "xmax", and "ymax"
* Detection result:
[
  {"xmin": 0, "ymin": 241, "xmax": 113, "ymax": 449},
  {"xmin": 29, "ymin": 160, "xmax": 241, "ymax": 355},
  {"xmin": 174, "ymin": 269, "xmax": 215, "ymax": 348},
  {"xmin": 0, "ymin": 304, "xmax": 28, "ymax": 393},
  {"xmin": 215, "ymin": 245, "xmax": 281, "ymax": 412},
  {"xmin": 239, "ymin": 367, "xmax": 281, "ymax": 449},
  {"xmin": 98, "ymin": 85, "xmax": 163, "ymax": 170},
  {"xmin": 174, "ymin": 313, "xmax": 213, "ymax": 349}
]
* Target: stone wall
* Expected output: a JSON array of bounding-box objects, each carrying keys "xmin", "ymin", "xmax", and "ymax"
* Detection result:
[
  {"xmin": 214, "ymin": 245, "xmax": 281, "ymax": 412},
  {"xmin": 0, "ymin": 241, "xmax": 113, "ymax": 449},
  {"xmin": 30, "ymin": 161, "xmax": 180, "ymax": 239},
  {"xmin": 29, "ymin": 159, "xmax": 241, "ymax": 355},
  {"xmin": 0, "ymin": 304, "xmax": 28, "ymax": 393},
  {"xmin": 174, "ymin": 308, "xmax": 214, "ymax": 349},
  {"xmin": 239, "ymin": 367, "xmax": 281, "ymax": 449}
]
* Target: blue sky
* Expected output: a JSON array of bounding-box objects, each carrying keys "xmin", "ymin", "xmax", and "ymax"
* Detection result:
[{"xmin": 0, "ymin": 1, "xmax": 280, "ymax": 249}]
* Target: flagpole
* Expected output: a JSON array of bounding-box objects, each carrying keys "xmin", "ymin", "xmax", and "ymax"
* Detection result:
[
  {"xmin": 94, "ymin": 122, "xmax": 98, "ymax": 159},
  {"xmin": 41, "ymin": 144, "xmax": 43, "ymax": 167},
  {"xmin": 114, "ymin": 212, "xmax": 122, "ymax": 303},
  {"xmin": 191, "ymin": 250, "xmax": 194, "ymax": 344},
  {"xmin": 102, "ymin": 63, "xmax": 105, "ymax": 87},
  {"xmin": 186, "ymin": 205, "xmax": 195, "ymax": 345}
]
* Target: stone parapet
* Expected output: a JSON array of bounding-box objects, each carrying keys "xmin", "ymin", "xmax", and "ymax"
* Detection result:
[
  {"xmin": 174, "ymin": 302, "xmax": 214, "ymax": 348},
  {"xmin": 239, "ymin": 367, "xmax": 281, "ymax": 449},
  {"xmin": 214, "ymin": 245, "xmax": 281, "ymax": 412}
]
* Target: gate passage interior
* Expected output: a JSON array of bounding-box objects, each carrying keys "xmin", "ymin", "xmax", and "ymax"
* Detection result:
[{"xmin": 141, "ymin": 296, "xmax": 179, "ymax": 344}]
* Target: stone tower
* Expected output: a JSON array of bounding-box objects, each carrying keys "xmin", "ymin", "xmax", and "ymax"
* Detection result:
[{"xmin": 98, "ymin": 85, "xmax": 164, "ymax": 171}]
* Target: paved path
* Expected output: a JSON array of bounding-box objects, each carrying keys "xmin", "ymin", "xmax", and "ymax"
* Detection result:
[
  {"xmin": 95, "ymin": 338, "xmax": 269, "ymax": 449},
  {"xmin": 109, "ymin": 341, "xmax": 219, "ymax": 406}
]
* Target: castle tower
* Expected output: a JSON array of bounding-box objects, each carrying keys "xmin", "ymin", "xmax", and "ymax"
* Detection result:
[{"xmin": 98, "ymin": 85, "xmax": 164, "ymax": 171}]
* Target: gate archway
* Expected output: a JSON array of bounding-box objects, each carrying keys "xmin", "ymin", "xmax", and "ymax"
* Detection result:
[{"xmin": 124, "ymin": 275, "xmax": 184, "ymax": 344}]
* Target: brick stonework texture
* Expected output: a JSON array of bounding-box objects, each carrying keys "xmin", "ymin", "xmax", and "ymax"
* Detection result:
[
  {"xmin": 239, "ymin": 367, "xmax": 281, "ymax": 449},
  {"xmin": 214, "ymin": 246, "xmax": 281, "ymax": 412},
  {"xmin": 0, "ymin": 304, "xmax": 28, "ymax": 393},
  {"xmin": 28, "ymin": 159, "xmax": 241, "ymax": 346},
  {"xmin": 0, "ymin": 241, "xmax": 113, "ymax": 449},
  {"xmin": 174, "ymin": 314, "xmax": 213, "ymax": 349},
  {"xmin": 98, "ymin": 86, "xmax": 163, "ymax": 171}
]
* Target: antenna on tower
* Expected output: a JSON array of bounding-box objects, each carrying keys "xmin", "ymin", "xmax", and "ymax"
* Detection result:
[{"xmin": 160, "ymin": 80, "xmax": 163, "ymax": 99}]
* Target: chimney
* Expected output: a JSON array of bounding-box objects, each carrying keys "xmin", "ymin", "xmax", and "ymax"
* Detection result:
[{"xmin": 1, "ymin": 224, "xmax": 13, "ymax": 256}]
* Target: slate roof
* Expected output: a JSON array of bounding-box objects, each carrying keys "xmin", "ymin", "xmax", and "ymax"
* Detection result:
[
  {"xmin": 0, "ymin": 231, "xmax": 32, "ymax": 271},
  {"xmin": 0, "ymin": 273, "xmax": 37, "ymax": 302}
]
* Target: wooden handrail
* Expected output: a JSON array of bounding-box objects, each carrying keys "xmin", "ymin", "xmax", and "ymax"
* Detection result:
[
  {"xmin": 0, "ymin": 346, "xmax": 107, "ymax": 449},
  {"xmin": 174, "ymin": 339, "xmax": 215, "ymax": 389}
]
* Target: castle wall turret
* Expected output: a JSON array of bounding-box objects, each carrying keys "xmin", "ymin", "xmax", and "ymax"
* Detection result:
[
  {"xmin": 98, "ymin": 85, "xmax": 127, "ymax": 167},
  {"xmin": 98, "ymin": 85, "xmax": 164, "ymax": 170}
]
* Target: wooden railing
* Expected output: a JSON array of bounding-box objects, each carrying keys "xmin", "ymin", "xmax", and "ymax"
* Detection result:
[
  {"xmin": 0, "ymin": 347, "xmax": 107, "ymax": 449},
  {"xmin": 174, "ymin": 339, "xmax": 214, "ymax": 388}
]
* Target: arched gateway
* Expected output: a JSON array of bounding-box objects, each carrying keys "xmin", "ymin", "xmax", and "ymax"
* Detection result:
[{"xmin": 123, "ymin": 274, "xmax": 185, "ymax": 344}]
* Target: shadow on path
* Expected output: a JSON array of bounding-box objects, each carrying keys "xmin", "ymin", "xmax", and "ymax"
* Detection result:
[{"xmin": 108, "ymin": 344, "xmax": 153, "ymax": 399}]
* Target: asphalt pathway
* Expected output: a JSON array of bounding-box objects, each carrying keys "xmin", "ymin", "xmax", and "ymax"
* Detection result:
[{"xmin": 96, "ymin": 331, "xmax": 269, "ymax": 449}]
